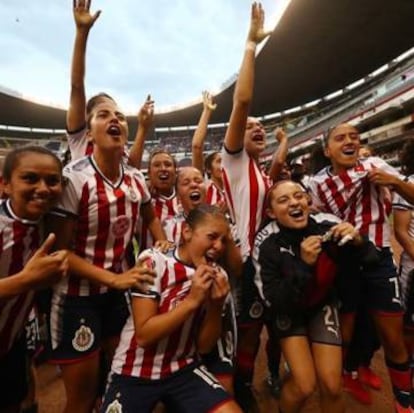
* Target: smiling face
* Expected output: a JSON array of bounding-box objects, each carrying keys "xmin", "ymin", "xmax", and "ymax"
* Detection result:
[
  {"xmin": 176, "ymin": 167, "xmax": 206, "ymax": 213},
  {"xmin": 244, "ymin": 117, "xmax": 267, "ymax": 158},
  {"xmin": 266, "ymin": 181, "xmax": 309, "ymax": 229},
  {"xmin": 87, "ymin": 100, "xmax": 128, "ymax": 153},
  {"xmin": 148, "ymin": 152, "xmax": 176, "ymax": 196},
  {"xmin": 181, "ymin": 214, "xmax": 229, "ymax": 267},
  {"xmin": 324, "ymin": 123, "xmax": 360, "ymax": 173},
  {"xmin": 3, "ymin": 152, "xmax": 62, "ymax": 221}
]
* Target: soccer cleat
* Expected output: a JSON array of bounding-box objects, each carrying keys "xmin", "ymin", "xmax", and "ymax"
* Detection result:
[
  {"xmin": 343, "ymin": 372, "xmax": 372, "ymax": 405},
  {"xmin": 358, "ymin": 366, "xmax": 382, "ymax": 390}
]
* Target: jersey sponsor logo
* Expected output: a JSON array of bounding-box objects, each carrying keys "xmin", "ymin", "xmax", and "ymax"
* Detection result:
[
  {"xmin": 275, "ymin": 314, "xmax": 292, "ymax": 331},
  {"xmin": 112, "ymin": 215, "xmax": 131, "ymax": 238},
  {"xmin": 72, "ymin": 324, "xmax": 94, "ymax": 352},
  {"xmin": 249, "ymin": 300, "xmax": 264, "ymax": 319},
  {"xmin": 105, "ymin": 399, "xmax": 123, "ymax": 413}
]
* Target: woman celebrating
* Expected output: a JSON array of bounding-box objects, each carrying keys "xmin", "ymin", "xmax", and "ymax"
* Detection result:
[
  {"xmin": 102, "ymin": 205, "xmax": 241, "ymax": 413},
  {"xmin": 0, "ymin": 146, "xmax": 68, "ymax": 413},
  {"xmin": 252, "ymin": 180, "xmax": 368, "ymax": 413},
  {"xmin": 48, "ymin": 98, "xmax": 167, "ymax": 413}
]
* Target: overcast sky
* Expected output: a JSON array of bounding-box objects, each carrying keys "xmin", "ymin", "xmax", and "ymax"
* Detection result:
[{"xmin": 0, "ymin": 0, "xmax": 289, "ymax": 114}]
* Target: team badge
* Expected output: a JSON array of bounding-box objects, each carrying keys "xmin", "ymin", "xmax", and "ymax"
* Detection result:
[
  {"xmin": 249, "ymin": 300, "xmax": 264, "ymax": 319},
  {"xmin": 112, "ymin": 215, "xmax": 131, "ymax": 238},
  {"xmin": 354, "ymin": 164, "xmax": 367, "ymax": 178},
  {"xmin": 105, "ymin": 399, "xmax": 123, "ymax": 413},
  {"xmin": 275, "ymin": 314, "xmax": 292, "ymax": 331},
  {"xmin": 72, "ymin": 325, "xmax": 94, "ymax": 352}
]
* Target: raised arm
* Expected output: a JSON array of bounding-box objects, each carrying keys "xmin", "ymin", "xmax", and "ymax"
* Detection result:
[
  {"xmin": 268, "ymin": 127, "xmax": 289, "ymax": 181},
  {"xmin": 224, "ymin": 3, "xmax": 271, "ymax": 152},
  {"xmin": 128, "ymin": 95, "xmax": 155, "ymax": 169},
  {"xmin": 192, "ymin": 91, "xmax": 217, "ymax": 172},
  {"xmin": 67, "ymin": 0, "xmax": 101, "ymax": 132}
]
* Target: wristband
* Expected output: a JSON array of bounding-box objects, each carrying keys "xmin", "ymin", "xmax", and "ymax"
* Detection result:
[{"xmin": 245, "ymin": 41, "xmax": 257, "ymax": 52}]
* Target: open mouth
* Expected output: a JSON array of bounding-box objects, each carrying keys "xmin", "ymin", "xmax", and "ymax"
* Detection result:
[
  {"xmin": 252, "ymin": 132, "xmax": 264, "ymax": 142},
  {"xmin": 288, "ymin": 209, "xmax": 304, "ymax": 219},
  {"xmin": 342, "ymin": 146, "xmax": 356, "ymax": 156},
  {"xmin": 189, "ymin": 191, "xmax": 201, "ymax": 202},
  {"xmin": 158, "ymin": 172, "xmax": 170, "ymax": 181},
  {"xmin": 205, "ymin": 251, "xmax": 219, "ymax": 264},
  {"xmin": 107, "ymin": 125, "xmax": 121, "ymax": 136}
]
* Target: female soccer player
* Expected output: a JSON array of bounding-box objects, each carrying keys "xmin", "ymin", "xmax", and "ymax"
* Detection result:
[
  {"xmin": 0, "ymin": 146, "xmax": 68, "ymax": 413},
  {"xmin": 48, "ymin": 98, "xmax": 167, "ymax": 413},
  {"xmin": 163, "ymin": 167, "xmax": 240, "ymax": 395},
  {"xmin": 309, "ymin": 123, "xmax": 414, "ymax": 412},
  {"xmin": 221, "ymin": 3, "xmax": 290, "ymax": 409},
  {"xmin": 253, "ymin": 180, "xmax": 367, "ymax": 413},
  {"xmin": 102, "ymin": 205, "xmax": 241, "ymax": 413},
  {"xmin": 138, "ymin": 149, "xmax": 181, "ymax": 251},
  {"xmin": 67, "ymin": 0, "xmax": 152, "ymax": 164}
]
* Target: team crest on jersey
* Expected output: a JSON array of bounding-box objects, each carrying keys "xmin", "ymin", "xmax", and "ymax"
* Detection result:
[
  {"xmin": 354, "ymin": 164, "xmax": 367, "ymax": 177},
  {"xmin": 112, "ymin": 215, "xmax": 131, "ymax": 238},
  {"xmin": 249, "ymin": 300, "xmax": 264, "ymax": 319},
  {"xmin": 275, "ymin": 314, "xmax": 292, "ymax": 331},
  {"xmin": 72, "ymin": 325, "xmax": 94, "ymax": 352},
  {"xmin": 105, "ymin": 399, "xmax": 123, "ymax": 413}
]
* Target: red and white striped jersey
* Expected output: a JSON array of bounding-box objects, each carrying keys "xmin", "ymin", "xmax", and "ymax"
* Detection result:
[
  {"xmin": 52, "ymin": 155, "xmax": 151, "ymax": 296},
  {"xmin": 0, "ymin": 200, "xmax": 40, "ymax": 357},
  {"xmin": 205, "ymin": 180, "xmax": 225, "ymax": 206},
  {"xmin": 67, "ymin": 126, "xmax": 130, "ymax": 162},
  {"xmin": 309, "ymin": 156, "xmax": 403, "ymax": 247},
  {"xmin": 221, "ymin": 147, "xmax": 272, "ymax": 261},
  {"xmin": 112, "ymin": 247, "xmax": 211, "ymax": 380},
  {"xmin": 138, "ymin": 190, "xmax": 181, "ymax": 250},
  {"xmin": 162, "ymin": 213, "xmax": 185, "ymax": 245}
]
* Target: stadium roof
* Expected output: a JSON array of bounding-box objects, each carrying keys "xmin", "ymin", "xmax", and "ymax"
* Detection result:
[{"xmin": 1, "ymin": 0, "xmax": 414, "ymax": 131}]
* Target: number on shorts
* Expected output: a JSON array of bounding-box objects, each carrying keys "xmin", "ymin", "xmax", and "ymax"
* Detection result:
[{"xmin": 389, "ymin": 276, "xmax": 402, "ymax": 305}]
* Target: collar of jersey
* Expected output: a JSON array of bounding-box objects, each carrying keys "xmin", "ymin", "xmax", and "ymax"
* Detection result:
[
  {"xmin": 89, "ymin": 155, "xmax": 124, "ymax": 188},
  {"xmin": 173, "ymin": 247, "xmax": 195, "ymax": 269},
  {"xmin": 3, "ymin": 199, "xmax": 40, "ymax": 225}
]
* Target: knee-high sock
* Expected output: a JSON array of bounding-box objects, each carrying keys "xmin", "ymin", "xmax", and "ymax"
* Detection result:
[{"xmin": 386, "ymin": 358, "xmax": 411, "ymax": 408}]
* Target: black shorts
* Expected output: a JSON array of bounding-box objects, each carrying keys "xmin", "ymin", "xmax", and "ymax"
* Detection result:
[
  {"xmin": 49, "ymin": 290, "xmax": 129, "ymax": 363},
  {"xmin": 0, "ymin": 336, "xmax": 29, "ymax": 408},
  {"xmin": 339, "ymin": 248, "xmax": 403, "ymax": 315},
  {"xmin": 270, "ymin": 299, "xmax": 342, "ymax": 346},
  {"xmin": 100, "ymin": 363, "xmax": 232, "ymax": 413},
  {"xmin": 236, "ymin": 258, "xmax": 265, "ymax": 326}
]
